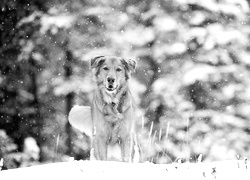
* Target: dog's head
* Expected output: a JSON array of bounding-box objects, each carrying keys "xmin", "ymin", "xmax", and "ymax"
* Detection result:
[{"xmin": 90, "ymin": 55, "xmax": 136, "ymax": 93}]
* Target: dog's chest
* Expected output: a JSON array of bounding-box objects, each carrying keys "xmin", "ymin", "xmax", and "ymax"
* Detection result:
[
  {"xmin": 103, "ymin": 90, "xmax": 127, "ymax": 112},
  {"xmin": 103, "ymin": 91, "xmax": 117, "ymax": 105},
  {"xmin": 107, "ymin": 121, "xmax": 122, "ymax": 144}
]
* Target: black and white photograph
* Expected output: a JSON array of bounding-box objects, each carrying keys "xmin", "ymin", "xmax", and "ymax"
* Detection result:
[{"xmin": 1, "ymin": 0, "xmax": 250, "ymax": 179}]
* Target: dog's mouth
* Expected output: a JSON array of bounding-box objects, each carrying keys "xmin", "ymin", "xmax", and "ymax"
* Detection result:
[{"xmin": 106, "ymin": 84, "xmax": 118, "ymax": 92}]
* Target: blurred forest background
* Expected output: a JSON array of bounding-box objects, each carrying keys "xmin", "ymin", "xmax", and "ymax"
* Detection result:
[{"xmin": 1, "ymin": 0, "xmax": 250, "ymax": 169}]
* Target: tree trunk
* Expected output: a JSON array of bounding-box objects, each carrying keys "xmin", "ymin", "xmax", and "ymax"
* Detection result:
[{"xmin": 64, "ymin": 44, "xmax": 74, "ymax": 156}]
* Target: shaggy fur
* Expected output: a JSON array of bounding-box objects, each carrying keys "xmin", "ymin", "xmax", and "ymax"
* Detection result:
[{"xmin": 90, "ymin": 55, "xmax": 136, "ymax": 162}]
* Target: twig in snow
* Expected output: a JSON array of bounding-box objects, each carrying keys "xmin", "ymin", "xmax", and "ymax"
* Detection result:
[
  {"xmin": 186, "ymin": 117, "xmax": 190, "ymax": 161},
  {"xmin": 148, "ymin": 121, "xmax": 154, "ymax": 139},
  {"xmin": 74, "ymin": 161, "xmax": 85, "ymax": 173},
  {"xmin": 54, "ymin": 134, "xmax": 60, "ymax": 162},
  {"xmin": 155, "ymin": 143, "xmax": 173, "ymax": 163},
  {"xmin": 237, "ymin": 155, "xmax": 240, "ymax": 168},
  {"xmin": 0, "ymin": 158, "xmax": 3, "ymax": 171},
  {"xmin": 152, "ymin": 131, "xmax": 157, "ymax": 145},
  {"xmin": 177, "ymin": 158, "xmax": 183, "ymax": 164},
  {"xmin": 147, "ymin": 121, "xmax": 154, "ymax": 161},
  {"xmin": 244, "ymin": 157, "xmax": 248, "ymax": 169},
  {"xmin": 141, "ymin": 115, "xmax": 144, "ymax": 131},
  {"xmin": 165, "ymin": 122, "xmax": 170, "ymax": 139},
  {"xmin": 197, "ymin": 154, "xmax": 202, "ymax": 163},
  {"xmin": 158, "ymin": 128, "xmax": 162, "ymax": 141},
  {"xmin": 211, "ymin": 167, "xmax": 217, "ymax": 179}
]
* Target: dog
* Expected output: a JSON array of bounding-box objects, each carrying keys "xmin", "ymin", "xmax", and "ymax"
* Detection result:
[{"xmin": 90, "ymin": 55, "xmax": 137, "ymax": 162}]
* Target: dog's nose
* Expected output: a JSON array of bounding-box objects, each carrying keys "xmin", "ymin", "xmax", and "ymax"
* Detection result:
[{"xmin": 107, "ymin": 77, "xmax": 115, "ymax": 83}]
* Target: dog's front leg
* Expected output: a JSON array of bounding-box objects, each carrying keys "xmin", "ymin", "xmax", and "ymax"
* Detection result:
[
  {"xmin": 120, "ymin": 134, "xmax": 134, "ymax": 163},
  {"xmin": 93, "ymin": 134, "xmax": 108, "ymax": 161}
]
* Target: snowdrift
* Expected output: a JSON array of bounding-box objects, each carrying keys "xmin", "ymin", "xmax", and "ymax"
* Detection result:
[{"xmin": 0, "ymin": 160, "xmax": 250, "ymax": 180}]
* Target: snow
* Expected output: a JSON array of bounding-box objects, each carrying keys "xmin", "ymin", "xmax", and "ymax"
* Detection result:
[
  {"xmin": 222, "ymin": 84, "xmax": 239, "ymax": 99},
  {"xmin": 40, "ymin": 14, "xmax": 75, "ymax": 33},
  {"xmin": 239, "ymin": 51, "xmax": 250, "ymax": 66},
  {"xmin": 81, "ymin": 48, "xmax": 115, "ymax": 62},
  {"xmin": 115, "ymin": 26, "xmax": 155, "ymax": 46},
  {"xmin": 2, "ymin": 0, "xmax": 250, "ymax": 176},
  {"xmin": 129, "ymin": 78, "xmax": 146, "ymax": 104},
  {"xmin": 189, "ymin": 11, "xmax": 206, "ymax": 25},
  {"xmin": 176, "ymin": 0, "xmax": 249, "ymax": 19},
  {"xmin": 53, "ymin": 76, "xmax": 93, "ymax": 96},
  {"xmin": 68, "ymin": 105, "xmax": 92, "ymax": 137},
  {"xmin": 154, "ymin": 42, "xmax": 187, "ymax": 57},
  {"xmin": 68, "ymin": 105, "xmax": 141, "ymax": 162},
  {"xmin": 1, "ymin": 160, "xmax": 250, "ymax": 180},
  {"xmin": 206, "ymin": 24, "xmax": 248, "ymax": 47},
  {"xmin": 23, "ymin": 137, "xmax": 40, "ymax": 161},
  {"xmin": 84, "ymin": 6, "xmax": 111, "ymax": 16},
  {"xmin": 153, "ymin": 16, "xmax": 178, "ymax": 32},
  {"xmin": 183, "ymin": 65, "xmax": 216, "ymax": 85},
  {"xmin": 184, "ymin": 27, "xmax": 207, "ymax": 46}
]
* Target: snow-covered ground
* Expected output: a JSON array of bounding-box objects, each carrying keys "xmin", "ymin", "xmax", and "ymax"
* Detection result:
[{"xmin": 0, "ymin": 160, "xmax": 250, "ymax": 180}]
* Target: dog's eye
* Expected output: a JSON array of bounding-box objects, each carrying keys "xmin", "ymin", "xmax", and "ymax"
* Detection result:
[
  {"xmin": 103, "ymin": 67, "xmax": 109, "ymax": 71},
  {"xmin": 116, "ymin": 68, "xmax": 122, "ymax": 72}
]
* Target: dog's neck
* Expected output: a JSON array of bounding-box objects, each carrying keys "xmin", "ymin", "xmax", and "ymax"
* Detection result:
[
  {"xmin": 94, "ymin": 80, "xmax": 129, "ymax": 114},
  {"xmin": 101, "ymin": 83, "xmax": 128, "ymax": 105}
]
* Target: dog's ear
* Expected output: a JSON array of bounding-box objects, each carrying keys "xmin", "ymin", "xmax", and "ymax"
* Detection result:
[
  {"xmin": 90, "ymin": 56, "xmax": 105, "ymax": 69},
  {"xmin": 122, "ymin": 58, "xmax": 136, "ymax": 80},
  {"xmin": 122, "ymin": 58, "xmax": 136, "ymax": 72}
]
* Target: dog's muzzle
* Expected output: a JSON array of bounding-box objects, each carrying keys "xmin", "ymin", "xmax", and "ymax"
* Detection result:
[
  {"xmin": 106, "ymin": 84, "xmax": 118, "ymax": 92},
  {"xmin": 106, "ymin": 77, "xmax": 117, "ymax": 92}
]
